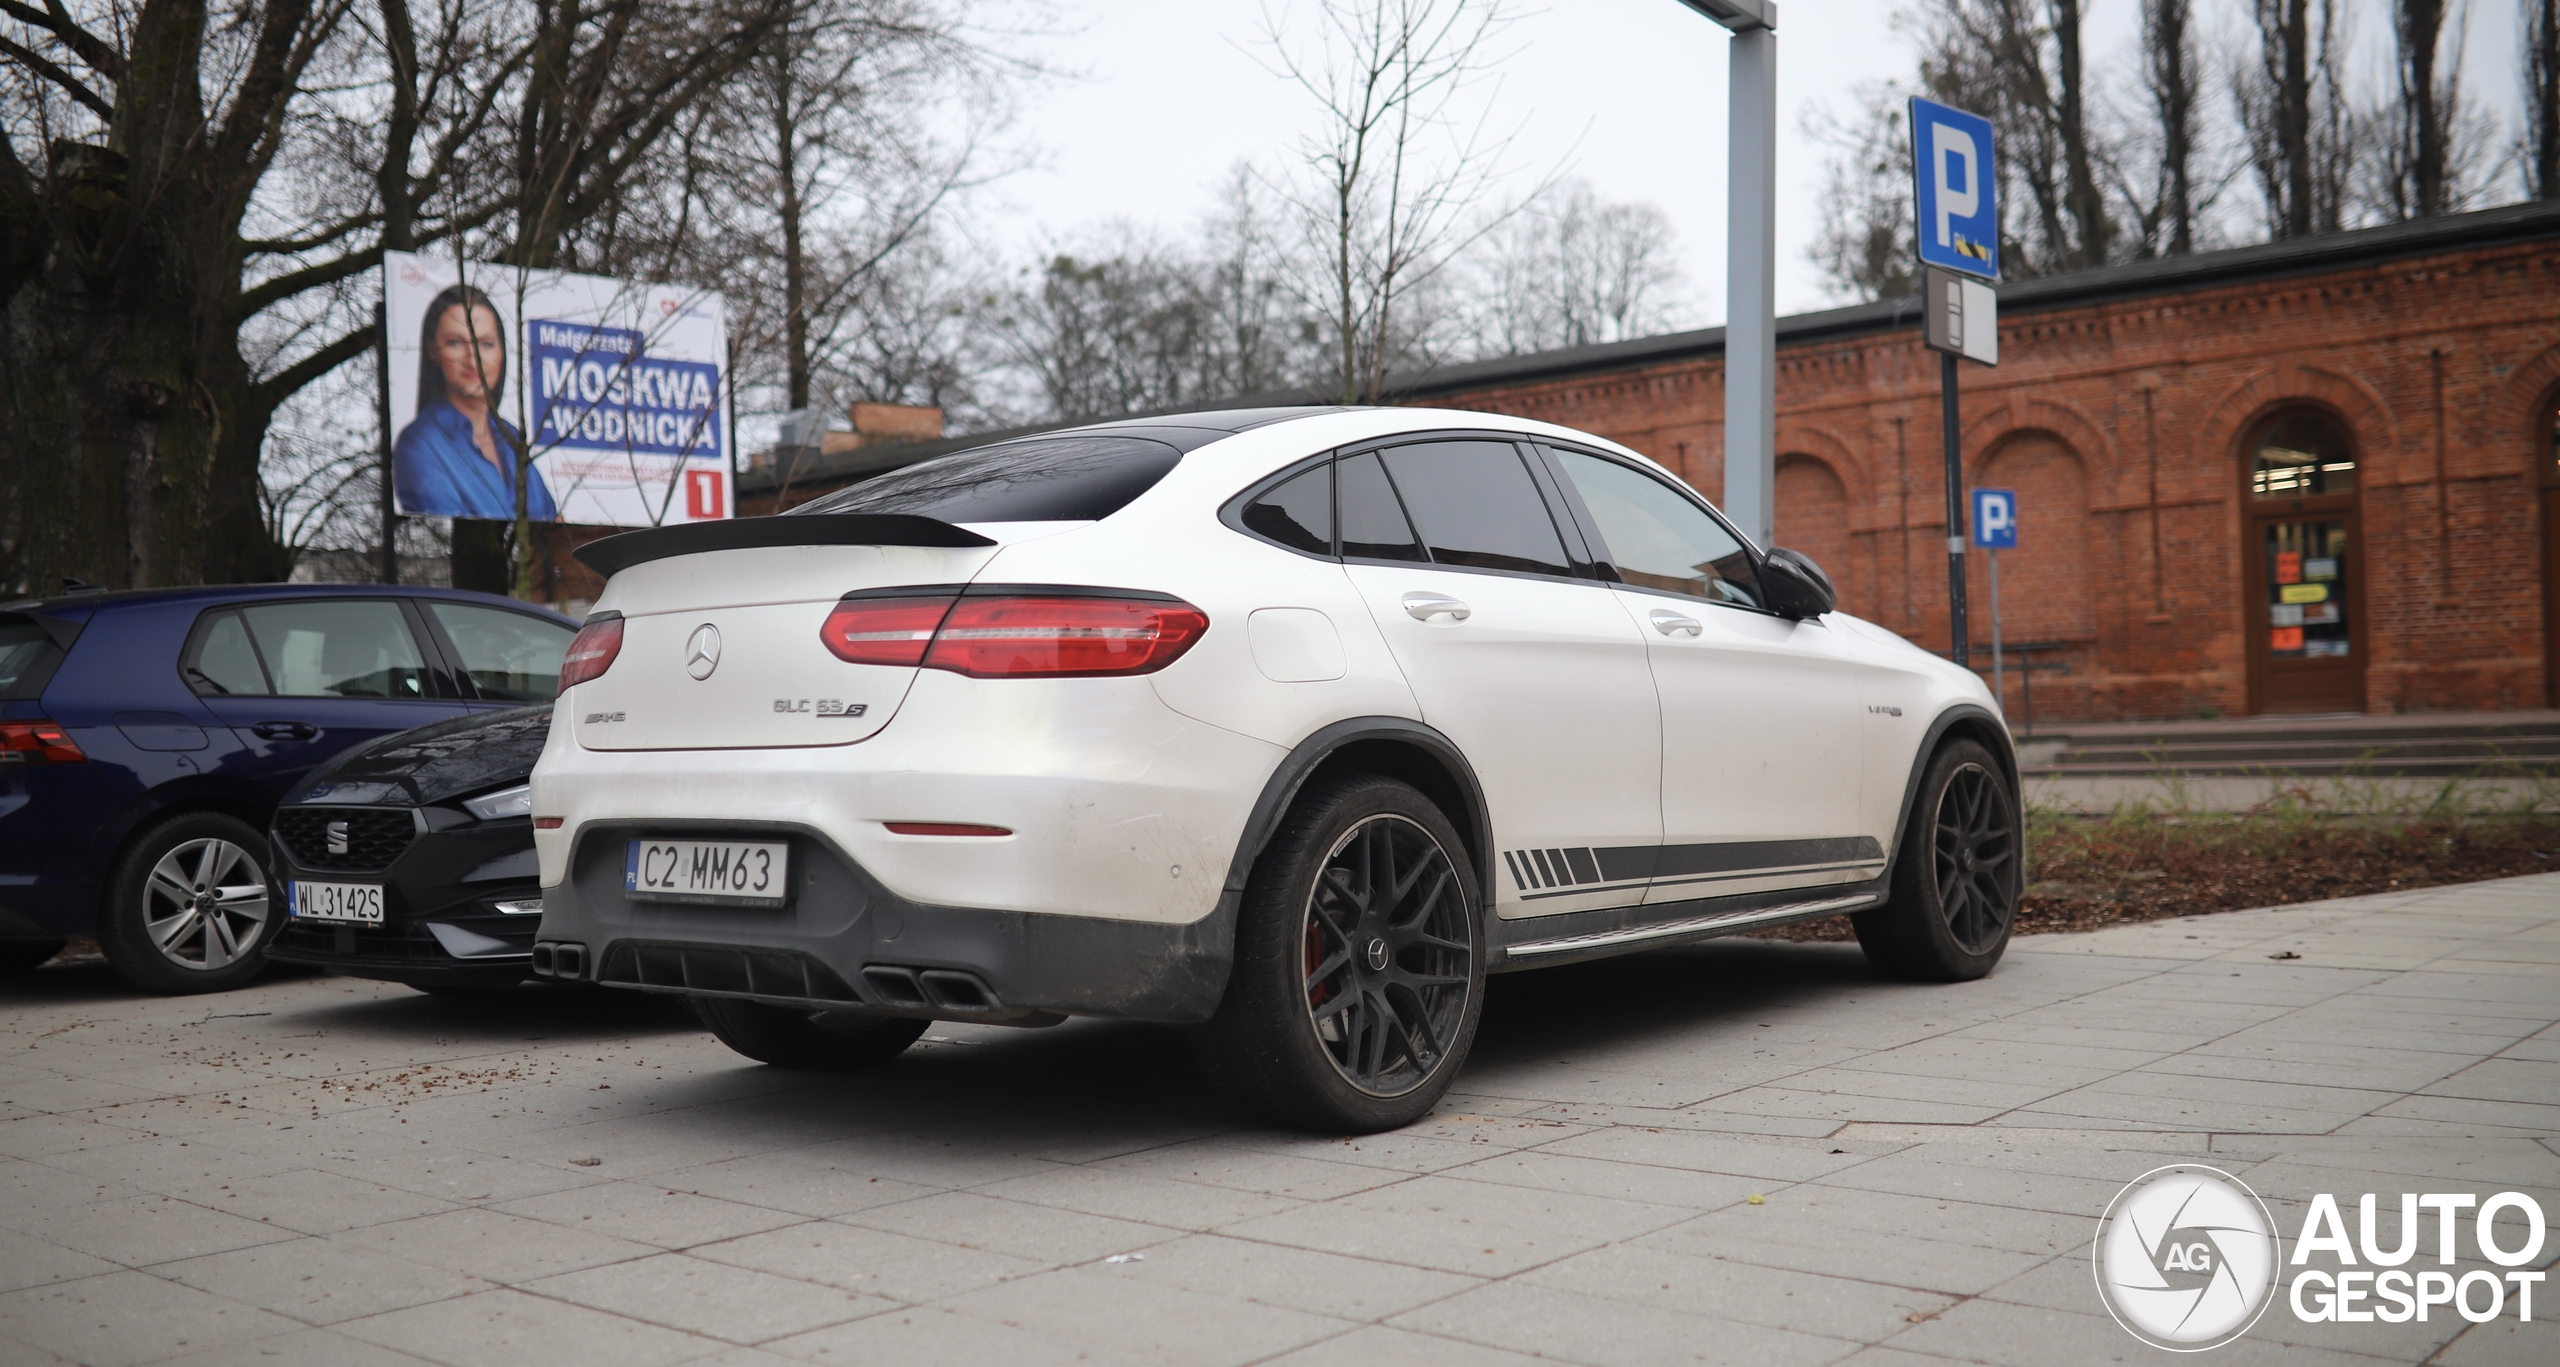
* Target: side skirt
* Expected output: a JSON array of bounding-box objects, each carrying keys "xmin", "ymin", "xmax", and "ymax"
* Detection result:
[{"xmin": 1488, "ymin": 877, "xmax": 1888, "ymax": 971}]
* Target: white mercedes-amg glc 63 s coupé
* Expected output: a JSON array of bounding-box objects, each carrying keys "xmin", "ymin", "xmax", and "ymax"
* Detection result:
[{"xmin": 528, "ymin": 406, "xmax": 2019, "ymax": 1131}]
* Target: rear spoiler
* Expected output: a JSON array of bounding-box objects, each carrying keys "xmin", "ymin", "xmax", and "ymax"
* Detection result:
[{"xmin": 573, "ymin": 514, "xmax": 996, "ymax": 577}]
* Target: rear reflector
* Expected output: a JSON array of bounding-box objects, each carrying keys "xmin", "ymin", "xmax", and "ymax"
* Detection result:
[
  {"xmin": 819, "ymin": 594, "xmax": 961, "ymax": 666},
  {"xmin": 559, "ymin": 615, "xmax": 624, "ymax": 691},
  {"xmin": 884, "ymin": 822, "xmax": 1013, "ymax": 837},
  {"xmin": 924, "ymin": 595, "xmax": 1208, "ymax": 678},
  {"xmin": 0, "ymin": 720, "xmax": 83, "ymax": 764},
  {"xmin": 534, "ymin": 817, "xmax": 564, "ymax": 830}
]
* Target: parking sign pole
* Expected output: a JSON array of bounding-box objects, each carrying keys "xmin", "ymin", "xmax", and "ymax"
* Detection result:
[
  {"xmin": 1990, "ymin": 543, "xmax": 2002, "ymax": 709},
  {"xmin": 1672, "ymin": 0, "xmax": 1778, "ymax": 547},
  {"xmin": 1941, "ymin": 351, "xmax": 1967, "ymax": 667}
]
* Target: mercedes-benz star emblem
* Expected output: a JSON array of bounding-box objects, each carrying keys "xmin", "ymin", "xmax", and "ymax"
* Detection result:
[
  {"xmin": 685, "ymin": 624, "xmax": 722, "ymax": 680},
  {"xmin": 1365, "ymin": 938, "xmax": 1390, "ymax": 972}
]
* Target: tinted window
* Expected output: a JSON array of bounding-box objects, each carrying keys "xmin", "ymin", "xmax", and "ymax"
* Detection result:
[
  {"xmin": 1378, "ymin": 441, "xmax": 1573, "ymax": 577},
  {"xmin": 1549, "ymin": 448, "xmax": 1761, "ymax": 606},
  {"xmin": 790, "ymin": 435, "xmax": 1183, "ymax": 522},
  {"xmin": 428, "ymin": 602, "xmax": 573, "ymax": 702},
  {"xmin": 0, "ymin": 617, "xmax": 65, "ymax": 701},
  {"xmin": 184, "ymin": 612, "xmax": 272, "ymax": 695},
  {"xmin": 1337, "ymin": 452, "xmax": 1426, "ymax": 562},
  {"xmin": 1241, "ymin": 463, "xmax": 1332, "ymax": 555},
  {"xmin": 237, "ymin": 601, "xmax": 429, "ymax": 698}
]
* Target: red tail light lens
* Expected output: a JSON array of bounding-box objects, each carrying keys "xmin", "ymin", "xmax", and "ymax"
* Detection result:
[
  {"xmin": 559, "ymin": 616, "xmax": 624, "ymax": 691},
  {"xmin": 0, "ymin": 720, "xmax": 85, "ymax": 764},
  {"xmin": 819, "ymin": 594, "xmax": 961, "ymax": 666},
  {"xmin": 924, "ymin": 595, "xmax": 1209, "ymax": 678}
]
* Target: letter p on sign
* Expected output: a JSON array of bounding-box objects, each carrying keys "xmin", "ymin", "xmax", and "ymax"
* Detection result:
[
  {"xmin": 1973, "ymin": 488, "xmax": 2017, "ymax": 550},
  {"xmin": 1911, "ymin": 97, "xmax": 2000, "ymax": 280}
]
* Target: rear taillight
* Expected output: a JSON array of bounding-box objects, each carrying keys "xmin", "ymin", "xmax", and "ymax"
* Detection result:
[
  {"xmin": 819, "ymin": 594, "xmax": 961, "ymax": 666},
  {"xmin": 925, "ymin": 595, "xmax": 1208, "ymax": 678},
  {"xmin": 0, "ymin": 720, "xmax": 84, "ymax": 764},
  {"xmin": 559, "ymin": 616, "xmax": 624, "ymax": 691},
  {"xmin": 818, "ymin": 590, "xmax": 1208, "ymax": 678}
]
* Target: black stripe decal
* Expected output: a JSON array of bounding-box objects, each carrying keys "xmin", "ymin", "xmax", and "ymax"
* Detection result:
[
  {"xmin": 1564, "ymin": 847, "xmax": 1601, "ymax": 883},
  {"xmin": 1531, "ymin": 849, "xmax": 1558, "ymax": 887},
  {"xmin": 1503, "ymin": 851, "xmax": 1528, "ymax": 891}
]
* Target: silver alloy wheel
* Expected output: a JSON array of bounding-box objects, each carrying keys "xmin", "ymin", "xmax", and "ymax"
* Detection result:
[{"xmin": 142, "ymin": 838, "xmax": 271, "ymax": 971}]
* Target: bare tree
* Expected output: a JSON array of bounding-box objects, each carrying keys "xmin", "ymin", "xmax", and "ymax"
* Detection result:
[
  {"xmin": 1467, "ymin": 179, "xmax": 1688, "ymax": 356},
  {"xmin": 2532, "ymin": 0, "xmax": 2560, "ymax": 198},
  {"xmin": 1806, "ymin": 81, "xmax": 1919, "ymax": 302},
  {"xmin": 2237, "ymin": 0, "xmax": 2359, "ymax": 237},
  {"xmin": 1256, "ymin": 0, "xmax": 1540, "ymax": 403},
  {"xmin": 2141, "ymin": 0, "xmax": 2200, "ymax": 255},
  {"xmin": 1910, "ymin": 0, "xmax": 2117, "ymax": 275},
  {"xmin": 2360, "ymin": 0, "xmax": 2501, "ymax": 220}
]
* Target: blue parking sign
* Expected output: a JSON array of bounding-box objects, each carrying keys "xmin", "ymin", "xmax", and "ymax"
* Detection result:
[
  {"xmin": 1972, "ymin": 488, "xmax": 2017, "ymax": 549},
  {"xmin": 1911, "ymin": 97, "xmax": 1999, "ymax": 280}
]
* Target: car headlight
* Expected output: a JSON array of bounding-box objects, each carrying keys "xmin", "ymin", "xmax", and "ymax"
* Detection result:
[{"xmin": 461, "ymin": 783, "xmax": 533, "ymax": 821}]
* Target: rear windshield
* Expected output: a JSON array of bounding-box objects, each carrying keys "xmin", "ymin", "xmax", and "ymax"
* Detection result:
[
  {"xmin": 0, "ymin": 616, "xmax": 67, "ymax": 701},
  {"xmin": 789, "ymin": 435, "xmax": 1184, "ymax": 523}
]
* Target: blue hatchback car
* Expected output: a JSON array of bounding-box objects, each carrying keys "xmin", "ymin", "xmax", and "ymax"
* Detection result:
[{"xmin": 0, "ymin": 584, "xmax": 577, "ymax": 993}]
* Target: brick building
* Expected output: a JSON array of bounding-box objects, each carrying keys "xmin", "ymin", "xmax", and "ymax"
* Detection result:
[
  {"xmin": 722, "ymin": 201, "xmax": 2560, "ymax": 723},
  {"xmin": 1390, "ymin": 201, "xmax": 2560, "ymax": 722}
]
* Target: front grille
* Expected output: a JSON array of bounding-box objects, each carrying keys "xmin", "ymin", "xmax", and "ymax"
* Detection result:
[{"xmin": 275, "ymin": 806, "xmax": 418, "ymax": 872}]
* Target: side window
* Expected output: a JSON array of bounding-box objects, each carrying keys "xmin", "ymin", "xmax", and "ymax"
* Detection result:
[
  {"xmin": 1241, "ymin": 462, "xmax": 1333, "ymax": 555},
  {"xmin": 235, "ymin": 601, "xmax": 430, "ymax": 698},
  {"xmin": 426, "ymin": 602, "xmax": 574, "ymax": 702},
  {"xmin": 1377, "ymin": 441, "xmax": 1573, "ymax": 577},
  {"xmin": 183, "ymin": 612, "xmax": 273, "ymax": 695},
  {"xmin": 1337, "ymin": 451, "xmax": 1427, "ymax": 563},
  {"xmin": 1548, "ymin": 448, "xmax": 1762, "ymax": 607}
]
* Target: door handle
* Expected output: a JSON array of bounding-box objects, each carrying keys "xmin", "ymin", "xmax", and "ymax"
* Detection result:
[
  {"xmin": 250, "ymin": 721, "xmax": 320, "ymax": 741},
  {"xmin": 1649, "ymin": 609, "xmax": 1703, "ymax": 637},
  {"xmin": 1401, "ymin": 592, "xmax": 1471, "ymax": 623}
]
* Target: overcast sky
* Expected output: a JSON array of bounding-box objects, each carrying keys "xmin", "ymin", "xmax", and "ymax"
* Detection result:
[{"xmin": 982, "ymin": 0, "xmax": 2529, "ymax": 325}]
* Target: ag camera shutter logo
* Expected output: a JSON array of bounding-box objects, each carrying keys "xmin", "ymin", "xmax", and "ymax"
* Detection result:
[{"xmin": 2092, "ymin": 1165, "xmax": 2281, "ymax": 1351}]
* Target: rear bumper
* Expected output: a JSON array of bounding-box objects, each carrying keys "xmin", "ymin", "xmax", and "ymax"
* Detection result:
[{"xmin": 530, "ymin": 820, "xmax": 1234, "ymax": 1024}]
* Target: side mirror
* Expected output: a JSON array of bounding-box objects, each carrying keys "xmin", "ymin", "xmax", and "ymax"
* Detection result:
[{"xmin": 1761, "ymin": 548, "xmax": 1837, "ymax": 620}]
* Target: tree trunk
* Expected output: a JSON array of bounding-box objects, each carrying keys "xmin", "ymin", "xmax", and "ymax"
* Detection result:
[
  {"xmin": 2399, "ymin": 0, "xmax": 2448, "ymax": 217},
  {"xmin": 2277, "ymin": 0, "xmax": 2314, "ymax": 238},
  {"xmin": 2146, "ymin": 0, "xmax": 2195, "ymax": 255},
  {"xmin": 2049, "ymin": 0, "xmax": 2112, "ymax": 268}
]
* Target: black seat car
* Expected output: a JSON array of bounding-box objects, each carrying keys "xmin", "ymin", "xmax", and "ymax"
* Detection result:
[
  {"xmin": 0, "ymin": 584, "xmax": 575, "ymax": 992},
  {"xmin": 265, "ymin": 705, "xmax": 554, "ymax": 992}
]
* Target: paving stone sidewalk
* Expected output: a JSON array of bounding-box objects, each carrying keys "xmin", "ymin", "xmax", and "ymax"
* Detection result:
[{"xmin": 3, "ymin": 874, "xmax": 2556, "ymax": 1367}]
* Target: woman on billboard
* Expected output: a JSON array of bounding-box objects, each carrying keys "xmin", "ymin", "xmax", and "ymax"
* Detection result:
[{"xmin": 393, "ymin": 284, "xmax": 561, "ymax": 521}]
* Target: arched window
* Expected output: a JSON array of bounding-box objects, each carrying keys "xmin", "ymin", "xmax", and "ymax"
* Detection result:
[{"xmin": 2249, "ymin": 410, "xmax": 2355, "ymax": 499}]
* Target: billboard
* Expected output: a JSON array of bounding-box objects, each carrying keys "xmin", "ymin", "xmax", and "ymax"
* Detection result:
[{"xmin": 384, "ymin": 251, "xmax": 731, "ymax": 526}]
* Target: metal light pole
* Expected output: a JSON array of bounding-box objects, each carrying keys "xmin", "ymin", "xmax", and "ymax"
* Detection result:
[{"xmin": 1676, "ymin": 0, "xmax": 1778, "ymax": 548}]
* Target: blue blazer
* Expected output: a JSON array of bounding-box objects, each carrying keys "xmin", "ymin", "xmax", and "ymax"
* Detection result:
[{"xmin": 393, "ymin": 401, "xmax": 559, "ymax": 521}]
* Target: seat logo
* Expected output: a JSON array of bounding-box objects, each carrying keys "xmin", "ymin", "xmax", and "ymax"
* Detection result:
[
  {"xmin": 685, "ymin": 624, "xmax": 721, "ymax": 680},
  {"xmin": 2093, "ymin": 1165, "xmax": 2281, "ymax": 1350},
  {"xmin": 326, "ymin": 820, "xmax": 350, "ymax": 856}
]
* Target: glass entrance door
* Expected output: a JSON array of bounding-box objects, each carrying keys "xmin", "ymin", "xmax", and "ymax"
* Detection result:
[
  {"xmin": 2243, "ymin": 411, "xmax": 2362, "ymax": 714},
  {"xmin": 2253, "ymin": 518, "xmax": 2361, "ymax": 713}
]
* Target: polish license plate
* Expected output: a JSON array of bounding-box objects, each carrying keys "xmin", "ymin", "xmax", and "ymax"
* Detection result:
[
  {"xmin": 625, "ymin": 839, "xmax": 789, "ymax": 907},
  {"xmin": 290, "ymin": 880, "xmax": 384, "ymax": 924}
]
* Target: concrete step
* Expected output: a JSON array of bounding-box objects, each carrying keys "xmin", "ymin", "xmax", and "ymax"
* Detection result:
[{"xmin": 2017, "ymin": 711, "xmax": 2560, "ymax": 778}]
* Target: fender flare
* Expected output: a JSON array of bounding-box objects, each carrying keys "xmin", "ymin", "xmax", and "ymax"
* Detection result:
[
  {"xmin": 1216, "ymin": 715, "xmax": 1495, "ymax": 907},
  {"xmin": 1880, "ymin": 703, "xmax": 2022, "ymax": 877}
]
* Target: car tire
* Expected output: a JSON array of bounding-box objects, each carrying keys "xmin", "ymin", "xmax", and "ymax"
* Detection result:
[
  {"xmin": 691, "ymin": 997, "xmax": 929, "ymax": 1070},
  {"xmin": 1199, "ymin": 776, "xmax": 1485, "ymax": 1133},
  {"xmin": 1853, "ymin": 738, "xmax": 2021, "ymax": 982},
  {"xmin": 98, "ymin": 812, "xmax": 280, "ymax": 995},
  {"xmin": 0, "ymin": 939, "xmax": 65, "ymax": 974}
]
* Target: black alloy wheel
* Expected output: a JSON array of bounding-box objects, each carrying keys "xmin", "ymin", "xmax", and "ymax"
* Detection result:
[
  {"xmin": 1202, "ymin": 777, "xmax": 1485, "ymax": 1132},
  {"xmin": 1852, "ymin": 738, "xmax": 2019, "ymax": 981},
  {"xmin": 1933, "ymin": 760, "xmax": 2017, "ymax": 956},
  {"xmin": 1302, "ymin": 814, "xmax": 1474, "ymax": 1096}
]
